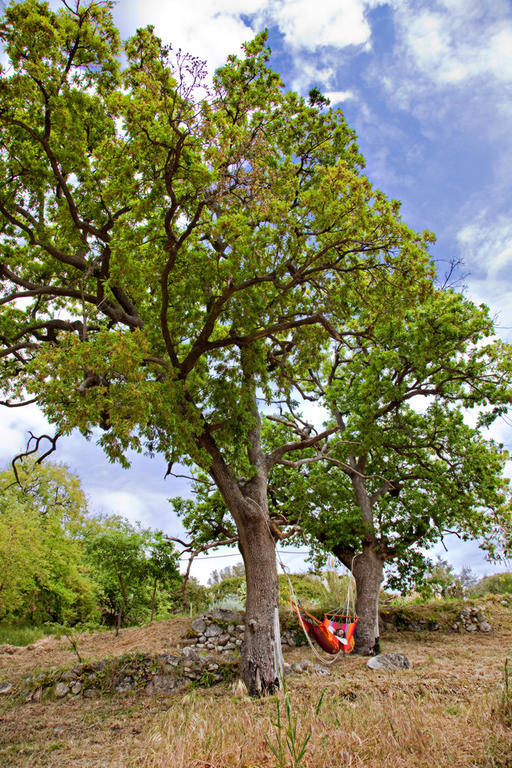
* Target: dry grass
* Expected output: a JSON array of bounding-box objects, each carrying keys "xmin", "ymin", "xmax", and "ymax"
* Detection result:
[
  {"xmin": 1, "ymin": 601, "xmax": 511, "ymax": 768},
  {"xmin": 142, "ymin": 632, "xmax": 512, "ymax": 768}
]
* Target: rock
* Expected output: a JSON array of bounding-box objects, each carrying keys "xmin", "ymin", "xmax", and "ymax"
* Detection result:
[
  {"xmin": 145, "ymin": 675, "xmax": 179, "ymax": 694},
  {"xmin": 83, "ymin": 688, "xmax": 100, "ymax": 699},
  {"xmin": 32, "ymin": 688, "xmax": 42, "ymax": 703},
  {"xmin": 292, "ymin": 663, "xmax": 303, "ymax": 674},
  {"xmin": 70, "ymin": 681, "xmax": 82, "ymax": 695},
  {"xmin": 465, "ymin": 623, "xmax": 477, "ymax": 633},
  {"xmin": 60, "ymin": 670, "xmax": 76, "ymax": 681},
  {"xmin": 205, "ymin": 624, "xmax": 223, "ymax": 638},
  {"xmin": 313, "ymin": 664, "xmax": 330, "ymax": 675},
  {"xmin": 0, "ymin": 682, "xmax": 13, "ymax": 695},
  {"xmin": 191, "ymin": 618, "xmax": 207, "ymax": 635},
  {"xmin": 479, "ymin": 621, "xmax": 492, "ymax": 633},
  {"xmin": 208, "ymin": 609, "xmax": 242, "ymax": 624},
  {"xmin": 283, "ymin": 663, "xmax": 292, "ymax": 677},
  {"xmin": 54, "ymin": 682, "xmax": 69, "ymax": 698},
  {"xmin": 115, "ymin": 676, "xmax": 135, "ymax": 693},
  {"xmin": 475, "ymin": 611, "xmax": 485, "ymax": 623},
  {"xmin": 367, "ymin": 653, "xmax": 411, "ymax": 670},
  {"xmin": 160, "ymin": 654, "xmax": 180, "ymax": 668}
]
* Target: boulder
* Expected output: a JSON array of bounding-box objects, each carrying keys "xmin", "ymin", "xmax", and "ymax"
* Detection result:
[
  {"xmin": 191, "ymin": 618, "xmax": 207, "ymax": 635},
  {"xmin": 54, "ymin": 682, "xmax": 69, "ymax": 698},
  {"xmin": 367, "ymin": 653, "xmax": 411, "ymax": 671},
  {"xmin": 0, "ymin": 682, "xmax": 13, "ymax": 695}
]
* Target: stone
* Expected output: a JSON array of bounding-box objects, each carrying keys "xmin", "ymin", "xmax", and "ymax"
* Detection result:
[
  {"xmin": 191, "ymin": 618, "xmax": 207, "ymax": 635},
  {"xmin": 367, "ymin": 653, "xmax": 411, "ymax": 671},
  {"xmin": 70, "ymin": 681, "xmax": 82, "ymax": 695},
  {"xmin": 54, "ymin": 682, "xmax": 69, "ymax": 698},
  {"xmin": 160, "ymin": 654, "xmax": 180, "ymax": 668},
  {"xmin": 60, "ymin": 670, "xmax": 76, "ymax": 681},
  {"xmin": 475, "ymin": 611, "xmax": 485, "ymax": 623},
  {"xmin": 465, "ymin": 623, "xmax": 477, "ymax": 633},
  {"xmin": 0, "ymin": 682, "xmax": 13, "ymax": 695},
  {"xmin": 145, "ymin": 675, "xmax": 179, "ymax": 694},
  {"xmin": 205, "ymin": 624, "xmax": 223, "ymax": 638},
  {"xmin": 115, "ymin": 676, "xmax": 134, "ymax": 693},
  {"xmin": 83, "ymin": 688, "xmax": 100, "ymax": 699},
  {"xmin": 313, "ymin": 664, "xmax": 330, "ymax": 675},
  {"xmin": 32, "ymin": 688, "xmax": 42, "ymax": 703},
  {"xmin": 208, "ymin": 608, "xmax": 242, "ymax": 624},
  {"xmin": 479, "ymin": 621, "xmax": 492, "ymax": 633}
]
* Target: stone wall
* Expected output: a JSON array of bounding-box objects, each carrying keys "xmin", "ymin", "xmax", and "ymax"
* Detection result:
[{"xmin": 181, "ymin": 608, "xmax": 301, "ymax": 654}]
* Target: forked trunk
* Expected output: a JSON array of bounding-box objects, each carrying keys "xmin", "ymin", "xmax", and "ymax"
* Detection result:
[
  {"xmin": 352, "ymin": 544, "xmax": 384, "ymax": 655},
  {"xmin": 238, "ymin": 513, "xmax": 283, "ymax": 696}
]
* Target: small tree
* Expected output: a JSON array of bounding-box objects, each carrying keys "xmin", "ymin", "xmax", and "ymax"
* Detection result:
[{"xmin": 0, "ymin": 459, "xmax": 97, "ymax": 624}]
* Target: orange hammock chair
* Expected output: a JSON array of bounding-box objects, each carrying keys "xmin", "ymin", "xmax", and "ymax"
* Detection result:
[{"xmin": 291, "ymin": 601, "xmax": 359, "ymax": 655}]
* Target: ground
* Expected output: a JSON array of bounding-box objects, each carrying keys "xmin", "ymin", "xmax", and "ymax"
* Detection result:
[{"xmin": 0, "ymin": 601, "xmax": 511, "ymax": 768}]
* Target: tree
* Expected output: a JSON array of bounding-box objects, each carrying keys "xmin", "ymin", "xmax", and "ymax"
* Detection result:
[
  {"xmin": 265, "ymin": 289, "xmax": 512, "ymax": 653},
  {"xmin": 84, "ymin": 516, "xmax": 179, "ymax": 632},
  {"xmin": 0, "ymin": 0, "xmax": 436, "ymax": 693},
  {"xmin": 0, "ymin": 459, "xmax": 97, "ymax": 624}
]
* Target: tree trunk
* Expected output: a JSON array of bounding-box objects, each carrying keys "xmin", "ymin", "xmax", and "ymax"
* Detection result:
[
  {"xmin": 116, "ymin": 574, "xmax": 127, "ymax": 637},
  {"xmin": 238, "ymin": 511, "xmax": 283, "ymax": 696},
  {"xmin": 150, "ymin": 578, "xmax": 157, "ymax": 622},
  {"xmin": 352, "ymin": 544, "xmax": 384, "ymax": 655}
]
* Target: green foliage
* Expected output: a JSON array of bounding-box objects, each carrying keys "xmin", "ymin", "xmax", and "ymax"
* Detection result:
[
  {"xmin": 0, "ymin": 459, "xmax": 98, "ymax": 624},
  {"xmin": 84, "ymin": 517, "xmax": 180, "ymax": 630},
  {"xmin": 0, "ymin": 623, "xmax": 46, "ymax": 646},
  {"xmin": 471, "ymin": 572, "xmax": 512, "ymax": 597},
  {"xmin": 264, "ymin": 677, "xmax": 325, "ymax": 768}
]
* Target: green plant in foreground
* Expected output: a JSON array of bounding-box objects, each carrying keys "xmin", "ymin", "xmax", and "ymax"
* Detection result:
[
  {"xmin": 498, "ymin": 658, "xmax": 512, "ymax": 727},
  {"xmin": 264, "ymin": 678, "xmax": 325, "ymax": 768}
]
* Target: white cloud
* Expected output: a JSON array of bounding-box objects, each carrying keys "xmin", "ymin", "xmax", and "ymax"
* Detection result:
[
  {"xmin": 457, "ymin": 215, "xmax": 512, "ymax": 339},
  {"xmin": 391, "ymin": 0, "xmax": 512, "ymax": 86},
  {"xmin": 268, "ymin": 0, "xmax": 371, "ymax": 51},
  {"xmin": 325, "ymin": 89, "xmax": 356, "ymax": 104}
]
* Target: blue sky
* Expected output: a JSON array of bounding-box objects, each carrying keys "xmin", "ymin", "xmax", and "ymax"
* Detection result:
[{"xmin": 1, "ymin": 0, "xmax": 511, "ymax": 583}]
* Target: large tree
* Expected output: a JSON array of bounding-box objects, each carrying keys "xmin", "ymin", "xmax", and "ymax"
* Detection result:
[{"xmin": 0, "ymin": 0, "xmax": 435, "ymax": 693}]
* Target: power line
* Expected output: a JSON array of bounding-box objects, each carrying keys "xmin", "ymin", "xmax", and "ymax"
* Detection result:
[{"xmin": 179, "ymin": 548, "xmax": 310, "ymax": 561}]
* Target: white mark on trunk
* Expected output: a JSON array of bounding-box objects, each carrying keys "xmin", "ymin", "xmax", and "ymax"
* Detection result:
[{"xmin": 273, "ymin": 606, "xmax": 284, "ymax": 680}]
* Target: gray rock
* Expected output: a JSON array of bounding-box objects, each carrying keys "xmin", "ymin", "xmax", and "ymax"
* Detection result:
[
  {"xmin": 479, "ymin": 621, "xmax": 492, "ymax": 632},
  {"xmin": 83, "ymin": 688, "xmax": 100, "ymax": 699},
  {"xmin": 145, "ymin": 674, "xmax": 179, "ymax": 694},
  {"xmin": 60, "ymin": 670, "xmax": 76, "ymax": 681},
  {"xmin": 313, "ymin": 664, "xmax": 330, "ymax": 675},
  {"xmin": 54, "ymin": 682, "xmax": 69, "ymax": 698},
  {"xmin": 208, "ymin": 608, "xmax": 242, "ymax": 624},
  {"xmin": 465, "ymin": 623, "xmax": 478, "ymax": 633},
  {"xmin": 160, "ymin": 654, "xmax": 180, "ymax": 668},
  {"xmin": 367, "ymin": 653, "xmax": 411, "ymax": 670},
  {"xmin": 70, "ymin": 681, "xmax": 82, "ymax": 695},
  {"xmin": 0, "ymin": 682, "xmax": 13, "ymax": 695},
  {"xmin": 205, "ymin": 624, "xmax": 223, "ymax": 638},
  {"xmin": 115, "ymin": 676, "xmax": 134, "ymax": 693},
  {"xmin": 191, "ymin": 618, "xmax": 207, "ymax": 635}
]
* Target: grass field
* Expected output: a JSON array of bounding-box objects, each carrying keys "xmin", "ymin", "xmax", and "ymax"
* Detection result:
[{"xmin": 0, "ymin": 600, "xmax": 511, "ymax": 768}]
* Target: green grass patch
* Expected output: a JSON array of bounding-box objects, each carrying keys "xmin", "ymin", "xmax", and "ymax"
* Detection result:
[{"xmin": 0, "ymin": 623, "xmax": 47, "ymax": 646}]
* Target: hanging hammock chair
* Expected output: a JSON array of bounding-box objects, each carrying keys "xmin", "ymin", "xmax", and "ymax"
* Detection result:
[{"xmin": 291, "ymin": 601, "xmax": 359, "ymax": 655}]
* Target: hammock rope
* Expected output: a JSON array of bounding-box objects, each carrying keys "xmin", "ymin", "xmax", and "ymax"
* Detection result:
[{"xmin": 276, "ymin": 549, "xmax": 360, "ymax": 665}]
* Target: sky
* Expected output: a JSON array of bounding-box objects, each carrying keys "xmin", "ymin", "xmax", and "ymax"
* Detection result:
[{"xmin": 1, "ymin": 0, "xmax": 512, "ymax": 583}]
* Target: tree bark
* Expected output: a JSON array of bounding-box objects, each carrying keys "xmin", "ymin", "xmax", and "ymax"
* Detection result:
[
  {"xmin": 238, "ymin": 508, "xmax": 283, "ymax": 696},
  {"xmin": 199, "ymin": 385, "xmax": 283, "ymax": 696},
  {"xmin": 352, "ymin": 544, "xmax": 385, "ymax": 655},
  {"xmin": 116, "ymin": 574, "xmax": 127, "ymax": 637}
]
